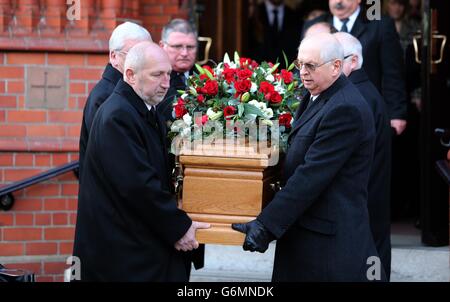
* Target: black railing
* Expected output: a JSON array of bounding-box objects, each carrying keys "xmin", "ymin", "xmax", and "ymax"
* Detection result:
[{"xmin": 0, "ymin": 161, "xmax": 79, "ymax": 211}]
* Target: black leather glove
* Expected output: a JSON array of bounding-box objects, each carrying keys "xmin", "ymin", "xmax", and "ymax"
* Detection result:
[{"xmin": 231, "ymin": 219, "xmax": 275, "ymax": 253}]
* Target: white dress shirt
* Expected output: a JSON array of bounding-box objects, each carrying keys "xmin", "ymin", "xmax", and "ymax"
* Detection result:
[
  {"xmin": 264, "ymin": 0, "xmax": 285, "ymax": 30},
  {"xmin": 333, "ymin": 6, "xmax": 360, "ymax": 33}
]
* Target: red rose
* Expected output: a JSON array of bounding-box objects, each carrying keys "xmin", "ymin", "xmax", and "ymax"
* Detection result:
[
  {"xmin": 237, "ymin": 69, "xmax": 253, "ymax": 80},
  {"xmin": 250, "ymin": 60, "xmax": 259, "ymax": 69},
  {"xmin": 280, "ymin": 69, "xmax": 293, "ymax": 84},
  {"xmin": 234, "ymin": 79, "xmax": 252, "ymax": 95},
  {"xmin": 195, "ymin": 114, "xmax": 209, "ymax": 125},
  {"xmin": 174, "ymin": 98, "xmax": 187, "ymax": 118},
  {"xmin": 222, "ymin": 67, "xmax": 237, "ymax": 83},
  {"xmin": 270, "ymin": 91, "xmax": 282, "ymax": 103},
  {"xmin": 223, "ymin": 106, "xmax": 236, "ymax": 119},
  {"xmin": 240, "ymin": 57, "xmax": 251, "ymax": 68},
  {"xmin": 197, "ymin": 94, "xmax": 205, "ymax": 103},
  {"xmin": 259, "ymin": 81, "xmax": 275, "ymax": 94},
  {"xmin": 279, "ymin": 113, "xmax": 293, "ymax": 128},
  {"xmin": 201, "ymin": 80, "xmax": 219, "ymax": 96}
]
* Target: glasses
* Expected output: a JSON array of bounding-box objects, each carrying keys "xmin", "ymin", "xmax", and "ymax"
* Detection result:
[
  {"xmin": 343, "ymin": 54, "xmax": 353, "ymax": 60},
  {"xmin": 165, "ymin": 43, "xmax": 197, "ymax": 52},
  {"xmin": 294, "ymin": 58, "xmax": 338, "ymax": 72}
]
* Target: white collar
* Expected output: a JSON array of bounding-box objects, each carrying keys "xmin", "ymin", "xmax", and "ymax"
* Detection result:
[
  {"xmin": 143, "ymin": 102, "xmax": 153, "ymax": 111},
  {"xmin": 333, "ymin": 5, "xmax": 360, "ymax": 33}
]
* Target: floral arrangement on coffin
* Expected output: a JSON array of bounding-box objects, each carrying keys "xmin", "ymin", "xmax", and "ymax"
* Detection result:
[{"xmin": 169, "ymin": 52, "xmax": 305, "ymax": 155}]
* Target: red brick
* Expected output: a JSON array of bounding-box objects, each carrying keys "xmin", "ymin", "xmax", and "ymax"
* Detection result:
[
  {"xmin": 27, "ymin": 125, "xmax": 65, "ymax": 137},
  {"xmin": 69, "ymin": 82, "xmax": 86, "ymax": 95},
  {"xmin": 0, "ymin": 95, "xmax": 18, "ymax": 107},
  {"xmin": 69, "ymin": 213, "xmax": 77, "ymax": 225},
  {"xmin": 3, "ymin": 228, "xmax": 42, "ymax": 241},
  {"xmin": 54, "ymin": 275, "xmax": 65, "ymax": 282},
  {"xmin": 26, "ymin": 183, "xmax": 61, "ymax": 197},
  {"xmin": 36, "ymin": 276, "xmax": 54, "ymax": 282},
  {"xmin": 48, "ymin": 53, "xmax": 85, "ymax": 66},
  {"xmin": 0, "ymin": 110, "xmax": 5, "ymax": 122},
  {"xmin": 87, "ymin": 82, "xmax": 97, "ymax": 93},
  {"xmin": 0, "ymin": 125, "xmax": 26, "ymax": 137},
  {"xmin": 15, "ymin": 153, "xmax": 34, "ymax": 166},
  {"xmin": 67, "ymin": 198, "xmax": 78, "ymax": 211},
  {"xmin": 62, "ymin": 184, "xmax": 78, "ymax": 196},
  {"xmin": 0, "ymin": 243, "xmax": 24, "ymax": 256},
  {"xmin": 69, "ymin": 153, "xmax": 79, "ymax": 161},
  {"xmin": 51, "ymin": 154, "xmax": 68, "ymax": 167},
  {"xmin": 15, "ymin": 213, "xmax": 34, "ymax": 225},
  {"xmin": 145, "ymin": 5, "xmax": 163, "ymax": 14},
  {"xmin": 48, "ymin": 111, "xmax": 82, "ymax": 123},
  {"xmin": 0, "ymin": 81, "xmax": 5, "ymax": 93},
  {"xmin": 12, "ymin": 198, "xmax": 42, "ymax": 211},
  {"xmin": 53, "ymin": 213, "xmax": 68, "ymax": 225},
  {"xmin": 35, "ymin": 213, "xmax": 52, "ymax": 225},
  {"xmin": 44, "ymin": 198, "xmax": 67, "ymax": 211},
  {"xmin": 0, "ymin": 153, "xmax": 13, "ymax": 165},
  {"xmin": 6, "ymin": 262, "xmax": 42, "ymax": 275},
  {"xmin": 67, "ymin": 124, "xmax": 81, "ymax": 137},
  {"xmin": 59, "ymin": 242, "xmax": 74, "ymax": 254},
  {"xmin": 44, "ymin": 261, "xmax": 70, "ymax": 275},
  {"xmin": 162, "ymin": 5, "xmax": 179, "ymax": 14},
  {"xmin": 4, "ymin": 169, "xmax": 42, "ymax": 182},
  {"xmin": 78, "ymin": 97, "xmax": 87, "ymax": 109},
  {"xmin": 6, "ymin": 53, "xmax": 46, "ymax": 65},
  {"xmin": 44, "ymin": 227, "xmax": 75, "ymax": 240},
  {"xmin": 6, "ymin": 81, "xmax": 25, "ymax": 93},
  {"xmin": 0, "ymin": 66, "xmax": 24, "ymax": 78},
  {"xmin": 86, "ymin": 54, "xmax": 108, "ymax": 66},
  {"xmin": 26, "ymin": 242, "xmax": 58, "ymax": 255},
  {"xmin": 7, "ymin": 110, "xmax": 47, "ymax": 123},
  {"xmin": 0, "ymin": 213, "xmax": 14, "ymax": 226},
  {"xmin": 68, "ymin": 97, "xmax": 78, "ymax": 109},
  {"xmin": 70, "ymin": 68, "xmax": 103, "ymax": 81},
  {"xmin": 35, "ymin": 154, "xmax": 52, "ymax": 167}
]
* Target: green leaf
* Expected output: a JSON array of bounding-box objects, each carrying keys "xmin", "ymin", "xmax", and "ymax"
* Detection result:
[
  {"xmin": 238, "ymin": 103, "xmax": 244, "ymax": 117},
  {"xmin": 195, "ymin": 63, "xmax": 205, "ymax": 74},
  {"xmin": 204, "ymin": 68, "xmax": 214, "ymax": 80},
  {"xmin": 282, "ymin": 51, "xmax": 289, "ymax": 69},
  {"xmin": 287, "ymin": 62, "xmax": 295, "ymax": 72},
  {"xmin": 177, "ymin": 89, "xmax": 185, "ymax": 95},
  {"xmin": 244, "ymin": 103, "xmax": 268, "ymax": 119},
  {"xmin": 269, "ymin": 63, "xmax": 280, "ymax": 74},
  {"xmin": 234, "ymin": 51, "xmax": 240, "ymax": 65},
  {"xmin": 291, "ymin": 101, "xmax": 300, "ymax": 111}
]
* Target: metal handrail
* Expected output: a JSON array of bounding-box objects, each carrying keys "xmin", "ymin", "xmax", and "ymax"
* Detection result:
[{"xmin": 0, "ymin": 160, "xmax": 79, "ymax": 211}]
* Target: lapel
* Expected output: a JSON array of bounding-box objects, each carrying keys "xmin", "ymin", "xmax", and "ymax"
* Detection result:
[
  {"xmin": 348, "ymin": 68, "xmax": 369, "ymax": 85},
  {"xmin": 350, "ymin": 10, "xmax": 368, "ymax": 39},
  {"xmin": 289, "ymin": 75, "xmax": 349, "ymax": 138}
]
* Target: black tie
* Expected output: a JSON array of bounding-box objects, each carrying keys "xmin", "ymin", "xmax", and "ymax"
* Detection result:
[
  {"xmin": 340, "ymin": 18, "xmax": 349, "ymax": 32},
  {"xmin": 272, "ymin": 9, "xmax": 279, "ymax": 33}
]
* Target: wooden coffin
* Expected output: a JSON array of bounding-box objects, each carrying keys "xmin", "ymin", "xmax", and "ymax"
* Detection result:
[{"xmin": 179, "ymin": 142, "xmax": 280, "ymax": 245}]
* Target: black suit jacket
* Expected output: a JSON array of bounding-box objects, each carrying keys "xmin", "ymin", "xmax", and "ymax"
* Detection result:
[
  {"xmin": 349, "ymin": 69, "xmax": 392, "ymax": 279},
  {"xmin": 303, "ymin": 10, "xmax": 407, "ymax": 120},
  {"xmin": 79, "ymin": 64, "xmax": 122, "ymax": 178},
  {"xmin": 258, "ymin": 76, "xmax": 385, "ymax": 281},
  {"xmin": 248, "ymin": 3, "xmax": 302, "ymax": 64},
  {"xmin": 73, "ymin": 80, "xmax": 192, "ymax": 281}
]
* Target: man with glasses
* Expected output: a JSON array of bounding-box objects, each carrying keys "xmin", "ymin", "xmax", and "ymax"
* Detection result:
[
  {"xmin": 335, "ymin": 32, "xmax": 392, "ymax": 280},
  {"xmin": 79, "ymin": 22, "xmax": 151, "ymax": 178},
  {"xmin": 233, "ymin": 33, "xmax": 385, "ymax": 281},
  {"xmin": 158, "ymin": 19, "xmax": 198, "ymax": 123}
]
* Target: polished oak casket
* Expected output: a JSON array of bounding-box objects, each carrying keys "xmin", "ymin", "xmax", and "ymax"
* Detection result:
[{"xmin": 179, "ymin": 143, "xmax": 280, "ymax": 245}]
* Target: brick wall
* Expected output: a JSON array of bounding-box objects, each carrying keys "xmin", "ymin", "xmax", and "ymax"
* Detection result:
[{"xmin": 0, "ymin": 0, "xmax": 189, "ymax": 282}]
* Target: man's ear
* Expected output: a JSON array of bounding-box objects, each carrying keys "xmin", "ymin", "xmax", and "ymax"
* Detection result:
[
  {"xmin": 351, "ymin": 55, "xmax": 359, "ymax": 70},
  {"xmin": 110, "ymin": 50, "xmax": 118, "ymax": 68},
  {"xmin": 159, "ymin": 40, "xmax": 165, "ymax": 48},
  {"xmin": 125, "ymin": 68, "xmax": 136, "ymax": 85},
  {"xmin": 333, "ymin": 59, "xmax": 343, "ymax": 76}
]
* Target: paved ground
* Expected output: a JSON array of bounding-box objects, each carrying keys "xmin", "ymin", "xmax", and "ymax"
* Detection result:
[{"xmin": 190, "ymin": 223, "xmax": 450, "ymax": 282}]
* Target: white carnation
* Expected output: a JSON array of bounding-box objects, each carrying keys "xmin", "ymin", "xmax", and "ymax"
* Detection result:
[{"xmin": 183, "ymin": 113, "xmax": 192, "ymax": 126}]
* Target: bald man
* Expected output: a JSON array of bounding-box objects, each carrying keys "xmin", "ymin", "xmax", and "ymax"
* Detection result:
[
  {"xmin": 233, "ymin": 33, "xmax": 385, "ymax": 281},
  {"xmin": 73, "ymin": 42, "xmax": 209, "ymax": 282}
]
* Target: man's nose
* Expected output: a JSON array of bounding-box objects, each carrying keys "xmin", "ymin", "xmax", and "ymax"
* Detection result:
[
  {"xmin": 161, "ymin": 75, "xmax": 170, "ymax": 88},
  {"xmin": 179, "ymin": 47, "xmax": 189, "ymax": 56}
]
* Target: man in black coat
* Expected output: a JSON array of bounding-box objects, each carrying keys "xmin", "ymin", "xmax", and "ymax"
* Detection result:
[
  {"xmin": 336, "ymin": 32, "xmax": 392, "ymax": 280},
  {"xmin": 233, "ymin": 33, "xmax": 385, "ymax": 281},
  {"xmin": 248, "ymin": 0, "xmax": 302, "ymax": 64},
  {"xmin": 78, "ymin": 22, "xmax": 151, "ymax": 177},
  {"xmin": 73, "ymin": 42, "xmax": 209, "ymax": 282},
  {"xmin": 303, "ymin": 0, "xmax": 407, "ymax": 136}
]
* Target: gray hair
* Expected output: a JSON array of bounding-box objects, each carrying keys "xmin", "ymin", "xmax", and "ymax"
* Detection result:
[
  {"xmin": 334, "ymin": 32, "xmax": 364, "ymax": 69},
  {"xmin": 299, "ymin": 33, "xmax": 344, "ymax": 64},
  {"xmin": 109, "ymin": 21, "xmax": 152, "ymax": 51},
  {"xmin": 161, "ymin": 19, "xmax": 198, "ymax": 42}
]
